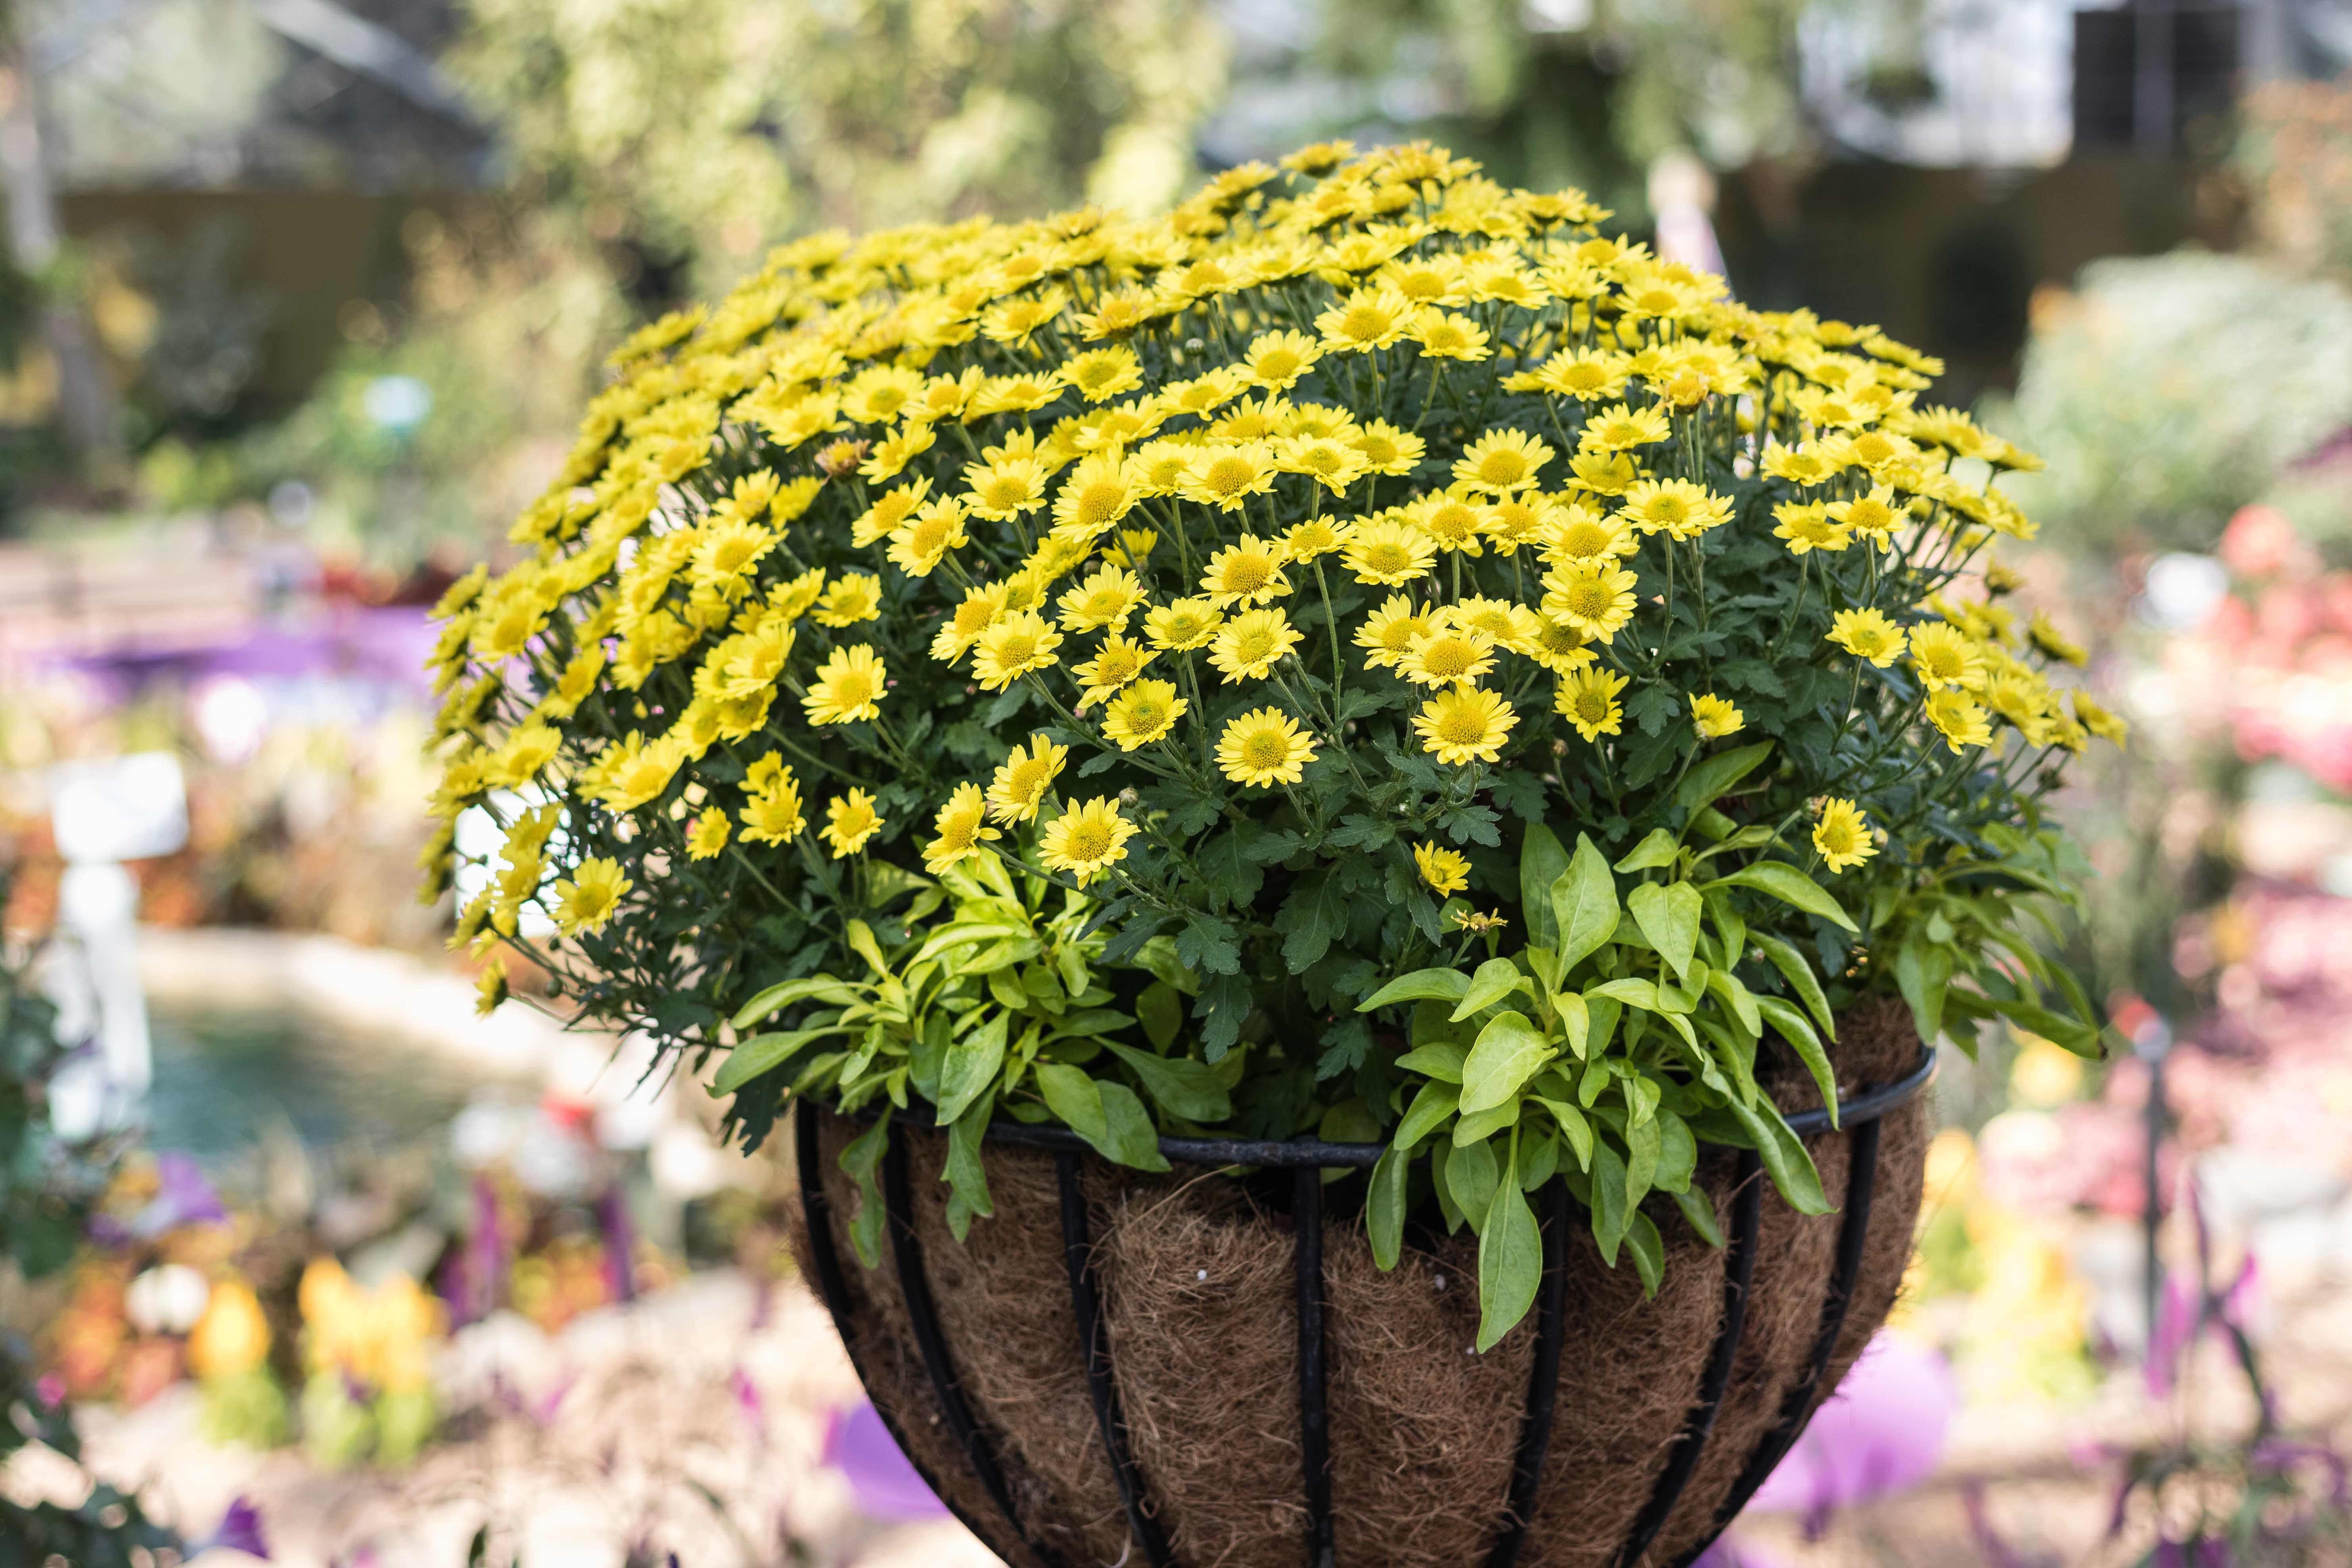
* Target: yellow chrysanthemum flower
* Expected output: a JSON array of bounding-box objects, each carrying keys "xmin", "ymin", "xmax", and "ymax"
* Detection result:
[
  {"xmin": 1827, "ymin": 608, "xmax": 1905, "ymax": 667},
  {"xmin": 1315, "ymin": 288, "xmax": 1414, "ymax": 352},
  {"xmin": 923, "ymin": 782, "xmax": 1001, "ymax": 874},
  {"xmin": 1056, "ymin": 563, "xmax": 1146, "ymax": 633},
  {"xmin": 931, "ymin": 583, "xmax": 1010, "ymax": 663},
  {"xmin": 1826, "ymin": 485, "xmax": 1905, "ymax": 543},
  {"xmin": 1411, "ymin": 491, "xmax": 1486, "ymax": 556},
  {"xmin": 1060, "ymin": 346, "xmax": 1144, "ymax": 403},
  {"xmin": 1240, "ymin": 329, "xmax": 1323, "ymax": 391},
  {"xmin": 1101, "ymin": 679, "xmax": 1187, "ymax": 750},
  {"xmin": 1812, "ymin": 798, "xmax": 1877, "ymax": 872},
  {"xmin": 1453, "ymin": 429, "xmax": 1553, "ymax": 495},
  {"xmin": 1771, "ymin": 502, "xmax": 1851, "ymax": 555},
  {"xmin": 1038, "ymin": 797, "xmax": 1137, "ymax": 884},
  {"xmin": 1924, "ymin": 688, "xmax": 1993, "ymax": 752},
  {"xmin": 1355, "ymin": 595, "xmax": 1433, "ymax": 670},
  {"xmin": 1528, "ymin": 615, "xmax": 1596, "ymax": 675},
  {"xmin": 964, "ymin": 455, "xmax": 1051, "ymax": 520},
  {"xmin": 821, "ymin": 789, "xmax": 885, "ymax": 857},
  {"xmin": 1619, "ymin": 478, "xmax": 1734, "ymax": 540},
  {"xmin": 1342, "ymin": 517, "xmax": 1438, "ymax": 585},
  {"xmin": 2073, "ymin": 691, "xmax": 2128, "ymax": 744},
  {"xmin": 1071, "ymin": 636, "xmax": 1156, "ymax": 708},
  {"xmin": 686, "ymin": 811, "xmax": 731, "ymax": 860},
  {"xmin": 1414, "ymin": 685, "xmax": 1518, "ymax": 764},
  {"xmin": 1555, "ymin": 666, "xmax": 1629, "ymax": 743},
  {"xmin": 1142, "ymin": 596, "xmax": 1222, "ymax": 652},
  {"xmin": 1540, "ymin": 560, "xmax": 1640, "ymax": 643},
  {"xmin": 813, "ymin": 572, "xmax": 882, "ymax": 627},
  {"xmin": 1414, "ymin": 842, "xmax": 1471, "ymax": 897},
  {"xmin": 986, "ymin": 735, "xmax": 1068, "ymax": 825},
  {"xmin": 1352, "ymin": 418, "xmax": 1426, "ymax": 475},
  {"xmin": 553, "ymin": 858, "xmax": 632, "ymax": 937},
  {"xmin": 804, "ymin": 645, "xmax": 888, "ymax": 725},
  {"xmin": 1908, "ymin": 622, "xmax": 1983, "ymax": 692},
  {"xmin": 1217, "ymin": 707, "xmax": 1318, "ymax": 786},
  {"xmin": 1542, "ymin": 502, "xmax": 1637, "ymax": 562},
  {"xmin": 1198, "ymin": 537, "xmax": 1293, "ymax": 608},
  {"xmin": 1690, "ymin": 694, "xmax": 1745, "ymax": 739},
  {"xmin": 2028, "ymin": 610, "xmax": 2089, "ymax": 668},
  {"xmin": 1579, "ymin": 403, "xmax": 1672, "ymax": 453},
  {"xmin": 1209, "ymin": 607, "xmax": 1305, "ymax": 683},
  {"xmin": 1048, "ymin": 452, "xmax": 1138, "ymax": 543},
  {"xmin": 972, "ymin": 610, "xmax": 1064, "ymax": 690},
  {"xmin": 1401, "ymin": 623, "xmax": 1498, "ymax": 687},
  {"xmin": 887, "ymin": 497, "xmax": 969, "ymax": 577}
]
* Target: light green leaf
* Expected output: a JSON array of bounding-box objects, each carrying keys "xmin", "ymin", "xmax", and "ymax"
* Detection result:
[
  {"xmin": 936, "ymin": 1012, "xmax": 1009, "ymax": 1124},
  {"xmin": 1624, "ymin": 1211, "xmax": 1665, "ymax": 1297},
  {"xmin": 1895, "ymin": 935, "xmax": 1954, "ymax": 1046},
  {"xmin": 944, "ymin": 1093, "xmax": 995, "ymax": 1234},
  {"xmin": 1654, "ymin": 1107, "xmax": 1697, "ymax": 1193},
  {"xmin": 1614, "ymin": 827, "xmax": 1681, "ymax": 873},
  {"xmin": 1751, "ymin": 932, "xmax": 1836, "ymax": 1039},
  {"xmin": 1394, "ymin": 1041, "xmax": 1468, "ymax": 1083},
  {"xmin": 713, "ymin": 1027, "xmax": 839, "ymax": 1095},
  {"xmin": 1394, "ymin": 1081, "xmax": 1460, "ymax": 1150},
  {"xmin": 1705, "ymin": 863, "xmax": 1859, "ymax": 932},
  {"xmin": 1359, "ymin": 968, "xmax": 1473, "ymax": 1011},
  {"xmin": 1430, "ymin": 1141, "xmax": 1464, "ymax": 1232},
  {"xmin": 1628, "ymin": 881, "xmax": 1704, "ymax": 985},
  {"xmin": 1460, "ymin": 1011, "xmax": 1553, "ymax": 1115},
  {"xmin": 1624, "ymin": 1109, "xmax": 1659, "ymax": 1210},
  {"xmin": 1136, "ymin": 981, "xmax": 1183, "ymax": 1050},
  {"xmin": 912, "ymin": 921, "xmax": 1033, "ymax": 965},
  {"xmin": 1723, "ymin": 1096, "xmax": 1830, "ymax": 1215},
  {"xmin": 1452, "ymin": 957, "xmax": 1527, "ymax": 1022},
  {"xmin": 731, "ymin": 977, "xmax": 864, "ymax": 1030},
  {"xmin": 1756, "ymin": 996, "xmax": 1838, "ymax": 1127},
  {"xmin": 1034, "ymin": 1062, "xmax": 1107, "ymax": 1142},
  {"xmin": 1556, "ymin": 991, "xmax": 1590, "ymax": 1058},
  {"xmin": 1704, "ymin": 889, "xmax": 1747, "ymax": 974},
  {"xmin": 1588, "ymin": 1140, "xmax": 1631, "ymax": 1265},
  {"xmin": 1092, "ymin": 1081, "xmax": 1173, "ymax": 1171},
  {"xmin": 1586, "ymin": 977, "xmax": 1660, "ymax": 1011},
  {"xmin": 1445, "ymin": 1136, "xmax": 1500, "ymax": 1235},
  {"xmin": 1453, "ymin": 1101, "xmax": 1521, "ymax": 1144},
  {"xmin": 1102, "ymin": 1042, "xmax": 1231, "ymax": 1123},
  {"xmin": 1705, "ymin": 968, "xmax": 1764, "ymax": 1042},
  {"xmin": 1551, "ymin": 836, "xmax": 1620, "ymax": 982},
  {"xmin": 1674, "ymin": 738, "xmax": 1774, "ymax": 814},
  {"xmin": 1531, "ymin": 1097, "xmax": 1594, "ymax": 1170},
  {"xmin": 1672, "ymin": 1187, "xmax": 1725, "ymax": 1247},
  {"xmin": 1986, "ymin": 994, "xmax": 2103, "ymax": 1058},
  {"xmin": 1368, "ymin": 1147, "xmax": 1409, "ymax": 1270},
  {"xmin": 1476, "ymin": 1178, "xmax": 1543, "ymax": 1351},
  {"xmin": 840, "ymin": 1114, "xmax": 892, "ymax": 1269},
  {"xmin": 847, "ymin": 920, "xmax": 889, "ymax": 976},
  {"xmin": 1519, "ymin": 824, "xmax": 1569, "ymax": 950}
]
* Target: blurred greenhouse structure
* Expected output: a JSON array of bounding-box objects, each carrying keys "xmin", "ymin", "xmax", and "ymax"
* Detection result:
[{"xmin": 4, "ymin": 0, "xmax": 2352, "ymax": 1563}]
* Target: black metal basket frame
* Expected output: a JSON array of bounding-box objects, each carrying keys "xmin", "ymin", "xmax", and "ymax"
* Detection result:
[{"xmin": 795, "ymin": 1048, "xmax": 1937, "ymax": 1568}]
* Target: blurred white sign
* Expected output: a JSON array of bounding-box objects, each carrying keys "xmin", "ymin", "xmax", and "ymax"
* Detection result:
[{"xmin": 48, "ymin": 752, "xmax": 189, "ymax": 865}]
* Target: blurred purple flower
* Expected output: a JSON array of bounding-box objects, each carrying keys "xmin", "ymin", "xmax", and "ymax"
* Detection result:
[
  {"xmin": 733, "ymin": 1366, "xmax": 767, "ymax": 1451},
  {"xmin": 1746, "ymin": 1334, "xmax": 1957, "ymax": 1537},
  {"xmin": 824, "ymin": 1402, "xmax": 949, "ymax": 1522},
  {"xmin": 2148, "ymin": 1268, "xmax": 2202, "ymax": 1399},
  {"xmin": 597, "ymin": 1184, "xmax": 636, "ymax": 1305},
  {"xmin": 91, "ymin": 1152, "xmax": 225, "ymax": 1244},
  {"xmin": 190, "ymin": 1495, "xmax": 271, "ymax": 1559},
  {"xmin": 443, "ymin": 1175, "xmax": 510, "ymax": 1328}
]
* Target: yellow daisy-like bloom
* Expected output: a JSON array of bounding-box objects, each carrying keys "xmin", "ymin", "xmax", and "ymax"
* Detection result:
[
  {"xmin": 1827, "ymin": 485, "xmax": 1905, "ymax": 543},
  {"xmin": 1414, "ymin": 841, "xmax": 1471, "ymax": 897},
  {"xmin": 1183, "ymin": 443, "xmax": 1280, "ymax": 512},
  {"xmin": 964, "ymin": 455, "xmax": 1050, "ymax": 520},
  {"xmin": 1414, "ymin": 685, "xmax": 1518, "ymax": 765},
  {"xmin": 860, "ymin": 421, "xmax": 936, "ymax": 482},
  {"xmin": 887, "ymin": 498, "xmax": 969, "ymax": 577},
  {"xmin": 1528, "ymin": 615, "xmax": 1595, "ymax": 675},
  {"xmin": 2028, "ymin": 610, "xmax": 2089, "ymax": 667},
  {"xmin": 923, "ymin": 782, "xmax": 1001, "ymax": 874},
  {"xmin": 804, "ymin": 645, "xmax": 889, "ymax": 725},
  {"xmin": 931, "ymin": 582, "xmax": 1010, "ymax": 663},
  {"xmin": 1217, "ymin": 707, "xmax": 1318, "ymax": 787},
  {"xmin": 1342, "ymin": 516, "xmax": 1438, "ymax": 585},
  {"xmin": 1402, "ymin": 623, "xmax": 1498, "ymax": 687},
  {"xmin": 1241, "ymin": 329, "xmax": 1323, "ymax": 391},
  {"xmin": 1038, "ymin": 796, "xmax": 1138, "ymax": 884},
  {"xmin": 1162, "ymin": 367, "xmax": 1247, "ymax": 418},
  {"xmin": 1277, "ymin": 436, "xmax": 1372, "ymax": 494},
  {"xmin": 813, "ymin": 572, "xmax": 883, "ymax": 627},
  {"xmin": 1352, "ymin": 418, "xmax": 1426, "ymax": 475},
  {"xmin": 1143, "ymin": 597, "xmax": 1222, "ymax": 651},
  {"xmin": 686, "ymin": 811, "xmax": 731, "ymax": 860},
  {"xmin": 741, "ymin": 773, "xmax": 808, "ymax": 844},
  {"xmin": 1907, "ymin": 622, "xmax": 1983, "ymax": 691},
  {"xmin": 1827, "ymin": 608, "xmax": 1906, "ymax": 667},
  {"xmin": 1411, "ymin": 309, "xmax": 1491, "ymax": 361},
  {"xmin": 1101, "ymin": 678, "xmax": 1188, "ymax": 750},
  {"xmin": 1555, "ymin": 666, "xmax": 1629, "ymax": 742},
  {"xmin": 1760, "ymin": 440, "xmax": 1848, "ymax": 487},
  {"xmin": 553, "ymin": 857, "xmax": 632, "ymax": 937},
  {"xmin": 1411, "ymin": 491, "xmax": 1486, "ymax": 556},
  {"xmin": 1315, "ymin": 287, "xmax": 1414, "ymax": 352},
  {"xmin": 1047, "ymin": 453, "xmax": 1137, "ymax": 543},
  {"xmin": 1690, "ymin": 693, "xmax": 1745, "ymax": 739},
  {"xmin": 1511, "ymin": 347, "xmax": 1629, "ymax": 401},
  {"xmin": 986, "ymin": 735, "xmax": 1068, "ymax": 825},
  {"xmin": 1543, "ymin": 502, "xmax": 1638, "ymax": 562},
  {"xmin": 1056, "ymin": 563, "xmax": 1146, "ymax": 633},
  {"xmin": 849, "ymin": 484, "xmax": 928, "ymax": 548},
  {"xmin": 1579, "ymin": 403, "xmax": 1672, "ymax": 453},
  {"xmin": 1355, "ymin": 595, "xmax": 1433, "ymax": 670},
  {"xmin": 592, "ymin": 731, "xmax": 687, "ymax": 812},
  {"xmin": 821, "ymin": 789, "xmax": 884, "ymax": 857},
  {"xmin": 690, "ymin": 518, "xmax": 778, "ymax": 590},
  {"xmin": 972, "ymin": 610, "xmax": 1064, "ymax": 691},
  {"xmin": 1453, "ymin": 429, "xmax": 1553, "ymax": 495},
  {"xmin": 1199, "ymin": 537, "xmax": 1293, "ymax": 608},
  {"xmin": 1620, "ymin": 478, "xmax": 1734, "ymax": 540},
  {"xmin": 1540, "ymin": 560, "xmax": 1640, "ymax": 643},
  {"xmin": 1771, "ymin": 502, "xmax": 1851, "ymax": 555},
  {"xmin": 474, "ymin": 955, "xmax": 509, "ymax": 1017},
  {"xmin": 1281, "ymin": 515, "xmax": 1354, "ymax": 562},
  {"xmin": 1060, "ymin": 346, "xmax": 1144, "ymax": 403},
  {"xmin": 1072, "ymin": 636, "xmax": 1156, "ymax": 708},
  {"xmin": 1924, "ymin": 689, "xmax": 1993, "ymax": 752},
  {"xmin": 1209, "ymin": 607, "xmax": 1305, "ymax": 683},
  {"xmin": 1567, "ymin": 450, "xmax": 1640, "ymax": 497},
  {"xmin": 2073, "ymin": 691, "xmax": 2128, "ymax": 744},
  {"xmin": 1812, "ymin": 798, "xmax": 1876, "ymax": 872},
  {"xmin": 1479, "ymin": 495, "xmax": 1554, "ymax": 551}
]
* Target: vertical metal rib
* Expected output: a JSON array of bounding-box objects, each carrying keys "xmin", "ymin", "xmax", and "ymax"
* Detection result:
[
  {"xmin": 1293, "ymin": 1164, "xmax": 1335, "ymax": 1568},
  {"xmin": 1054, "ymin": 1150, "xmax": 1179, "ymax": 1568},
  {"xmin": 793, "ymin": 1101, "xmax": 1020, "ymax": 1565},
  {"xmin": 1681, "ymin": 1116, "xmax": 1885, "ymax": 1562},
  {"xmin": 1486, "ymin": 1176, "xmax": 1572, "ymax": 1568},
  {"xmin": 1614, "ymin": 1150, "xmax": 1764, "ymax": 1568},
  {"xmin": 881, "ymin": 1119, "xmax": 1065, "ymax": 1568}
]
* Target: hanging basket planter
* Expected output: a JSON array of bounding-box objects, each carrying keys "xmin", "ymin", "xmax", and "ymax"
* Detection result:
[{"xmin": 793, "ymin": 1000, "xmax": 1933, "ymax": 1568}]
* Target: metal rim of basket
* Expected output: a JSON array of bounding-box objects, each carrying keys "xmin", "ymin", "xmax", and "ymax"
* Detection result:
[{"xmin": 795, "ymin": 1047, "xmax": 1939, "ymax": 1568}]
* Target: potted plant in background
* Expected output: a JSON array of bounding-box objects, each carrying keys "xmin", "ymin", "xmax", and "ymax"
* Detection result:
[{"xmin": 426, "ymin": 142, "xmax": 2116, "ymax": 1567}]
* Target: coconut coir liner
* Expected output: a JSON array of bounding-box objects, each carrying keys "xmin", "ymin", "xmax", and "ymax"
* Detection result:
[{"xmin": 790, "ymin": 997, "xmax": 1929, "ymax": 1568}]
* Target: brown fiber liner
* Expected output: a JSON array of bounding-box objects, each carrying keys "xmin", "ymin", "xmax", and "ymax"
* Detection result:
[{"xmin": 789, "ymin": 997, "xmax": 1930, "ymax": 1568}]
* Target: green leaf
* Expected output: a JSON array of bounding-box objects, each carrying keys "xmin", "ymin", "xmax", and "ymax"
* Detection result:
[
  {"xmin": 1452, "ymin": 957, "xmax": 1526, "ymax": 1022},
  {"xmin": 1453, "ymin": 1101, "xmax": 1521, "ymax": 1144},
  {"xmin": 1588, "ymin": 1140, "xmax": 1631, "ymax": 1264},
  {"xmin": 1359, "ymin": 967, "xmax": 1473, "ymax": 1011},
  {"xmin": 944, "ymin": 1093, "xmax": 995, "ymax": 1237},
  {"xmin": 1430, "ymin": 1141, "xmax": 1464, "ymax": 1232},
  {"xmin": 1551, "ymin": 836, "xmax": 1620, "ymax": 981},
  {"xmin": 1751, "ymin": 932, "xmax": 1836, "ymax": 1039},
  {"xmin": 1586, "ymin": 977, "xmax": 1660, "ymax": 1011},
  {"xmin": 1653, "ymin": 1107, "xmax": 1697, "ymax": 1193},
  {"xmin": 1987, "ymin": 995, "xmax": 2103, "ymax": 1057},
  {"xmin": 1672, "ymin": 1187, "xmax": 1725, "ymax": 1246},
  {"xmin": 1461, "ymin": 1011, "xmax": 1553, "ymax": 1115},
  {"xmin": 1476, "ymin": 1178, "xmax": 1543, "ymax": 1351},
  {"xmin": 1674, "ymin": 739, "xmax": 1774, "ymax": 814},
  {"xmin": 1705, "ymin": 968, "xmax": 1763, "ymax": 1042},
  {"xmin": 1705, "ymin": 862, "xmax": 1858, "ymax": 932},
  {"xmin": 1756, "ymin": 996, "xmax": 1838, "ymax": 1127},
  {"xmin": 936, "ymin": 1011, "xmax": 1009, "ymax": 1124},
  {"xmin": 1722, "ymin": 1096, "xmax": 1830, "ymax": 1215},
  {"xmin": 1614, "ymin": 828, "xmax": 1681, "ymax": 873},
  {"xmin": 1277, "ymin": 868, "xmax": 1350, "ymax": 971},
  {"xmin": 1394, "ymin": 1081, "xmax": 1460, "ymax": 1150},
  {"xmin": 1531, "ymin": 1097, "xmax": 1594, "ymax": 1170},
  {"xmin": 912, "ymin": 921, "xmax": 1033, "ymax": 965},
  {"xmin": 1519, "ymin": 823, "xmax": 1569, "ymax": 949},
  {"xmin": 1556, "ymin": 991, "xmax": 1590, "ymax": 1057},
  {"xmin": 1368, "ymin": 1147, "xmax": 1409, "ymax": 1271},
  {"xmin": 1895, "ymin": 935, "xmax": 1955, "ymax": 1046},
  {"xmin": 1444, "ymin": 1136, "xmax": 1500, "ymax": 1232},
  {"xmin": 1137, "ymin": 982, "xmax": 1183, "ymax": 1050},
  {"xmin": 731, "ymin": 976, "xmax": 862, "ymax": 1030},
  {"xmin": 1103, "ymin": 1041, "xmax": 1231, "ymax": 1122},
  {"xmin": 840, "ymin": 1114, "xmax": 892, "ymax": 1269},
  {"xmin": 1034, "ymin": 1062, "xmax": 1107, "ymax": 1140},
  {"xmin": 1624, "ymin": 1210, "xmax": 1665, "ymax": 1297},
  {"xmin": 1627, "ymin": 881, "xmax": 1703, "ymax": 985},
  {"xmin": 1093, "ymin": 1081, "xmax": 1173, "ymax": 1171},
  {"xmin": 713, "ymin": 1027, "xmax": 835, "ymax": 1095},
  {"xmin": 847, "ymin": 919, "xmax": 889, "ymax": 975},
  {"xmin": 1394, "ymin": 1041, "xmax": 1468, "ymax": 1082}
]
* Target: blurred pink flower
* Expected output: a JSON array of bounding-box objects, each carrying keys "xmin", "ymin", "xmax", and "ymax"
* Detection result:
[
  {"xmin": 1746, "ymin": 1335, "xmax": 1957, "ymax": 1537},
  {"xmin": 824, "ymin": 1401, "xmax": 950, "ymax": 1522}
]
